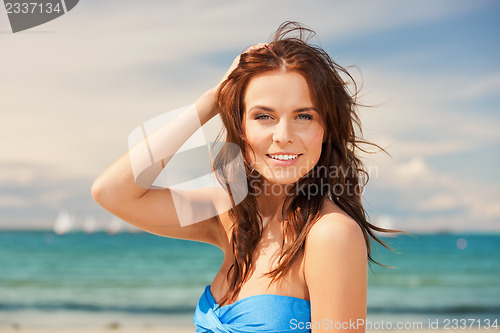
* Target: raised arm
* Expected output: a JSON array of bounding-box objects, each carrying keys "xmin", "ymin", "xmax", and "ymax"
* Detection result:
[{"xmin": 91, "ymin": 53, "xmax": 244, "ymax": 248}]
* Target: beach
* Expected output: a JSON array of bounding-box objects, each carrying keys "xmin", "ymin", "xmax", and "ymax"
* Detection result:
[
  {"xmin": 0, "ymin": 319, "xmax": 494, "ymax": 333},
  {"xmin": 1, "ymin": 310, "xmax": 497, "ymax": 332},
  {"xmin": 0, "ymin": 323, "xmax": 493, "ymax": 333},
  {"xmin": 2, "ymin": 328, "xmax": 496, "ymax": 333},
  {"xmin": 0, "ymin": 310, "xmax": 196, "ymax": 333}
]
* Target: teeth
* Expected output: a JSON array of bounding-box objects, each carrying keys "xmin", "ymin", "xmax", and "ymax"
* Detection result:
[{"xmin": 269, "ymin": 154, "xmax": 299, "ymax": 161}]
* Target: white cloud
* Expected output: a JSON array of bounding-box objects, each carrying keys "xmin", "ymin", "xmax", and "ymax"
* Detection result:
[
  {"xmin": 356, "ymin": 65, "xmax": 500, "ymax": 163},
  {"xmin": 0, "ymin": 194, "xmax": 30, "ymax": 208},
  {"xmin": 0, "ymin": 164, "xmax": 40, "ymax": 185},
  {"xmin": 39, "ymin": 189, "xmax": 71, "ymax": 209},
  {"xmin": 394, "ymin": 157, "xmax": 432, "ymax": 184},
  {"xmin": 366, "ymin": 155, "xmax": 500, "ymax": 232},
  {"xmin": 418, "ymin": 193, "xmax": 461, "ymax": 212},
  {"xmin": 452, "ymin": 72, "xmax": 500, "ymax": 100}
]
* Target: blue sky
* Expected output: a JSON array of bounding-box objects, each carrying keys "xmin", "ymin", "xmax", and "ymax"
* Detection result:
[{"xmin": 0, "ymin": 0, "xmax": 498, "ymax": 232}]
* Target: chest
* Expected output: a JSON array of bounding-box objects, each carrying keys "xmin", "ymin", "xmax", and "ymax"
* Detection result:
[{"xmin": 211, "ymin": 213, "xmax": 309, "ymax": 305}]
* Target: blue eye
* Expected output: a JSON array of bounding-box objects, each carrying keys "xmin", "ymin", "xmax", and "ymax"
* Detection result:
[
  {"xmin": 297, "ymin": 113, "xmax": 313, "ymax": 120},
  {"xmin": 255, "ymin": 114, "xmax": 271, "ymax": 120}
]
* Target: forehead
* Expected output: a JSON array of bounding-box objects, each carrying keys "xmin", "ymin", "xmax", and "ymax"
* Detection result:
[{"xmin": 243, "ymin": 70, "xmax": 315, "ymax": 111}]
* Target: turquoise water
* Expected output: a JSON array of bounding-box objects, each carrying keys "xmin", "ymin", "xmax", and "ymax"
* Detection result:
[
  {"xmin": 0, "ymin": 231, "xmax": 499, "ymax": 318},
  {"xmin": 368, "ymin": 233, "xmax": 500, "ymax": 315}
]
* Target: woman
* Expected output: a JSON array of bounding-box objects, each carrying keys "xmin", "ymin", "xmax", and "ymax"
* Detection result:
[{"xmin": 92, "ymin": 21, "xmax": 400, "ymax": 333}]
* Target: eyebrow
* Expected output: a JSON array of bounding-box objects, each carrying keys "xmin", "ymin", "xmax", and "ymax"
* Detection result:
[{"xmin": 248, "ymin": 105, "xmax": 319, "ymax": 113}]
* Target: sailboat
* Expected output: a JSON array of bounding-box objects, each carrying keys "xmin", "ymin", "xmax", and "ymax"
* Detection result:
[
  {"xmin": 375, "ymin": 215, "xmax": 397, "ymax": 237},
  {"xmin": 83, "ymin": 215, "xmax": 97, "ymax": 234},
  {"xmin": 106, "ymin": 217, "xmax": 124, "ymax": 235},
  {"xmin": 53, "ymin": 210, "xmax": 73, "ymax": 235}
]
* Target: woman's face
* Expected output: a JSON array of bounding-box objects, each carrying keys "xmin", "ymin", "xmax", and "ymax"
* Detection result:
[{"xmin": 243, "ymin": 70, "xmax": 324, "ymax": 186}]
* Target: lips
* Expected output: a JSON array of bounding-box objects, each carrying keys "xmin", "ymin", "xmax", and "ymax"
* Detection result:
[
  {"xmin": 265, "ymin": 153, "xmax": 303, "ymax": 168},
  {"xmin": 266, "ymin": 153, "xmax": 302, "ymax": 161}
]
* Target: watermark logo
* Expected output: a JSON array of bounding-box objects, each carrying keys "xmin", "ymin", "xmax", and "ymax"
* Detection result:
[{"xmin": 3, "ymin": 0, "xmax": 79, "ymax": 33}]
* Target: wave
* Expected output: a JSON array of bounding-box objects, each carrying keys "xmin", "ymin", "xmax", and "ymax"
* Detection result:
[
  {"xmin": 0, "ymin": 301, "xmax": 195, "ymax": 314},
  {"xmin": 1, "ymin": 301, "xmax": 499, "ymax": 316},
  {"xmin": 368, "ymin": 304, "xmax": 500, "ymax": 314}
]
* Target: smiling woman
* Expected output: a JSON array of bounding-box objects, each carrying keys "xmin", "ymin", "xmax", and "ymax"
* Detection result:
[
  {"xmin": 243, "ymin": 71, "xmax": 324, "ymax": 186},
  {"xmin": 92, "ymin": 21, "xmax": 403, "ymax": 333}
]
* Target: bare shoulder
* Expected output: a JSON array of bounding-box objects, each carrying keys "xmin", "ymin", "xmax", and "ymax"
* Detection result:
[
  {"xmin": 306, "ymin": 199, "xmax": 366, "ymax": 247},
  {"xmin": 303, "ymin": 199, "xmax": 367, "ymax": 280}
]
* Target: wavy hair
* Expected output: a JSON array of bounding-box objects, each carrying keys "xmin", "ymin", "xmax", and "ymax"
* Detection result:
[{"xmin": 213, "ymin": 21, "xmax": 404, "ymax": 308}]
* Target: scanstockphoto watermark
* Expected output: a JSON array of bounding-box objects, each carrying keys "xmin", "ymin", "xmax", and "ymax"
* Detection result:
[
  {"xmin": 290, "ymin": 318, "xmax": 500, "ymax": 330},
  {"xmin": 249, "ymin": 177, "xmax": 366, "ymax": 198},
  {"xmin": 248, "ymin": 164, "xmax": 379, "ymax": 198},
  {"xmin": 290, "ymin": 318, "xmax": 424, "ymax": 331},
  {"xmin": 253, "ymin": 162, "xmax": 379, "ymax": 182},
  {"xmin": 290, "ymin": 318, "xmax": 368, "ymax": 331},
  {"xmin": 2, "ymin": 0, "xmax": 79, "ymax": 33}
]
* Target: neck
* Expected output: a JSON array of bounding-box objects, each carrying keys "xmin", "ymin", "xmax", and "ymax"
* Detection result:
[{"xmin": 256, "ymin": 181, "xmax": 295, "ymax": 226}]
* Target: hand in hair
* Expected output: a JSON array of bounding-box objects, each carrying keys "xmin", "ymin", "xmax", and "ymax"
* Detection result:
[
  {"xmin": 199, "ymin": 43, "xmax": 269, "ymax": 120},
  {"xmin": 218, "ymin": 43, "xmax": 269, "ymax": 86}
]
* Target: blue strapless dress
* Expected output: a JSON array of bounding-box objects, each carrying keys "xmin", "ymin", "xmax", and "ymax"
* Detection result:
[{"xmin": 193, "ymin": 285, "xmax": 311, "ymax": 333}]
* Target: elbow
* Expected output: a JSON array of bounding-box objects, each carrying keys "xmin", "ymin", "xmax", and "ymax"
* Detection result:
[
  {"xmin": 91, "ymin": 178, "xmax": 110, "ymax": 206},
  {"xmin": 91, "ymin": 179, "xmax": 124, "ymax": 218},
  {"xmin": 91, "ymin": 178, "xmax": 130, "ymax": 210},
  {"xmin": 91, "ymin": 179, "xmax": 103, "ymax": 204}
]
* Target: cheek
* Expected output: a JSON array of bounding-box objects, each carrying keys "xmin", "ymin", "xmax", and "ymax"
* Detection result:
[
  {"xmin": 302, "ymin": 127, "xmax": 324, "ymax": 150},
  {"xmin": 244, "ymin": 122, "xmax": 267, "ymax": 150},
  {"xmin": 243, "ymin": 126, "xmax": 255, "ymax": 150},
  {"xmin": 243, "ymin": 127, "xmax": 261, "ymax": 162},
  {"xmin": 302, "ymin": 128, "xmax": 324, "ymax": 167}
]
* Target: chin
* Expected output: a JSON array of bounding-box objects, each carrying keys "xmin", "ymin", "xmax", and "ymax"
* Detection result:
[
  {"xmin": 260, "ymin": 172, "xmax": 302, "ymax": 186},
  {"xmin": 249, "ymin": 160, "xmax": 312, "ymax": 188},
  {"xmin": 266, "ymin": 178, "xmax": 298, "ymax": 186}
]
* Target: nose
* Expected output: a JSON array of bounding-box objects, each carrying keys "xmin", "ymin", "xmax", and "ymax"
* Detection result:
[{"xmin": 272, "ymin": 119, "xmax": 294, "ymax": 144}]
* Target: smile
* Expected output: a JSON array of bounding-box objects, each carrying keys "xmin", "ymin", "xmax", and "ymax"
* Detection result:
[{"xmin": 266, "ymin": 154, "xmax": 302, "ymax": 161}]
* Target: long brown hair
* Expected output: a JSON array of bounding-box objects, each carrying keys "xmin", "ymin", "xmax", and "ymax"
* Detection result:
[{"xmin": 213, "ymin": 21, "xmax": 403, "ymax": 307}]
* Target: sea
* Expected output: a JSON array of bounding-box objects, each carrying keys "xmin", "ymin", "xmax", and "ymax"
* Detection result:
[{"xmin": 0, "ymin": 231, "xmax": 499, "ymax": 330}]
